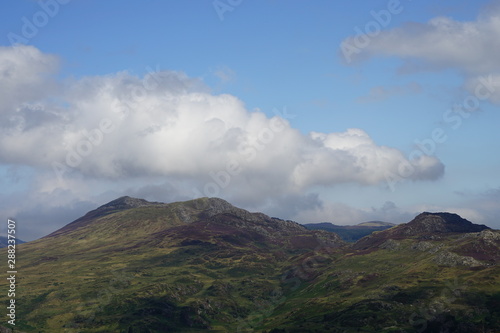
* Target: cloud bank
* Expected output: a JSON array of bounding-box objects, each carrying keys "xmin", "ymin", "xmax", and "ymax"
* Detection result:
[
  {"xmin": 0, "ymin": 45, "xmax": 447, "ymax": 240},
  {"xmin": 341, "ymin": 3, "xmax": 500, "ymax": 103},
  {"xmin": 1, "ymin": 45, "xmax": 443, "ymax": 189}
]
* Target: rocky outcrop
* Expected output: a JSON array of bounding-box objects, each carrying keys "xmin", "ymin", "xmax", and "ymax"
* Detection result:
[
  {"xmin": 400, "ymin": 212, "xmax": 490, "ymax": 235},
  {"xmin": 352, "ymin": 212, "xmax": 491, "ymax": 251},
  {"xmin": 433, "ymin": 251, "xmax": 486, "ymax": 267}
]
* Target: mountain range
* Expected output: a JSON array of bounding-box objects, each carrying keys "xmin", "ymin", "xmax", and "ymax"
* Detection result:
[
  {"xmin": 1, "ymin": 196, "xmax": 498, "ymax": 332},
  {"xmin": 0, "ymin": 236, "xmax": 25, "ymax": 248},
  {"xmin": 303, "ymin": 221, "xmax": 396, "ymax": 242}
]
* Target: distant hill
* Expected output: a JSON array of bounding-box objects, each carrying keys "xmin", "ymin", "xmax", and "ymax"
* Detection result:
[
  {"xmin": 0, "ymin": 236, "xmax": 25, "ymax": 248},
  {"xmin": 357, "ymin": 221, "xmax": 396, "ymax": 227},
  {"xmin": 353, "ymin": 212, "xmax": 491, "ymax": 250},
  {"xmin": 303, "ymin": 221, "xmax": 395, "ymax": 242},
  {"xmin": 1, "ymin": 197, "xmax": 498, "ymax": 332}
]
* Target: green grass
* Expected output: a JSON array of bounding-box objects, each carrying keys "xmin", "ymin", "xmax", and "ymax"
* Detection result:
[{"xmin": 1, "ymin": 201, "xmax": 498, "ymax": 332}]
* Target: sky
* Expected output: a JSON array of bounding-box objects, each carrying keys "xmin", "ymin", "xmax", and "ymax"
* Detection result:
[{"xmin": 1, "ymin": 0, "xmax": 500, "ymax": 241}]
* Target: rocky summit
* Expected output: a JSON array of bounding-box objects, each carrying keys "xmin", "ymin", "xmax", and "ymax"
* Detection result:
[
  {"xmin": 402, "ymin": 212, "xmax": 490, "ymax": 234},
  {"xmin": 353, "ymin": 211, "xmax": 490, "ymax": 250},
  {"xmin": 1, "ymin": 197, "xmax": 499, "ymax": 332}
]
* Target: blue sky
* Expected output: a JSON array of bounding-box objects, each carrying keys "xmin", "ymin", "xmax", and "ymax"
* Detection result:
[{"xmin": 1, "ymin": 0, "xmax": 500, "ymax": 241}]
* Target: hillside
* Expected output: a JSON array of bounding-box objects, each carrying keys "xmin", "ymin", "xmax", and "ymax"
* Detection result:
[
  {"xmin": 1, "ymin": 198, "xmax": 498, "ymax": 332},
  {"xmin": 1, "ymin": 197, "xmax": 344, "ymax": 332}
]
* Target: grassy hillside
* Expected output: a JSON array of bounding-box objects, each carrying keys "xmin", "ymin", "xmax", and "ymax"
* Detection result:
[
  {"xmin": 1, "ymin": 197, "xmax": 344, "ymax": 332},
  {"xmin": 1, "ymin": 198, "xmax": 498, "ymax": 332},
  {"xmin": 260, "ymin": 231, "xmax": 500, "ymax": 332}
]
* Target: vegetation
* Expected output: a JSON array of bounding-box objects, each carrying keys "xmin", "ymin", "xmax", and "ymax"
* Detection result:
[
  {"xmin": 303, "ymin": 222, "xmax": 394, "ymax": 242},
  {"xmin": 1, "ymin": 197, "xmax": 498, "ymax": 332}
]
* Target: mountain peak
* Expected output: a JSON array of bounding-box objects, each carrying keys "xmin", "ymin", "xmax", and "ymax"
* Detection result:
[
  {"xmin": 353, "ymin": 211, "xmax": 491, "ymax": 250},
  {"xmin": 179, "ymin": 197, "xmax": 251, "ymax": 218},
  {"xmin": 46, "ymin": 196, "xmax": 163, "ymax": 238},
  {"xmin": 98, "ymin": 196, "xmax": 160, "ymax": 210},
  {"xmin": 406, "ymin": 212, "xmax": 490, "ymax": 234},
  {"xmin": 198, "ymin": 197, "xmax": 234, "ymax": 210}
]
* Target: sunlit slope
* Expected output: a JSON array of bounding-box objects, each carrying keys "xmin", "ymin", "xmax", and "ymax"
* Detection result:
[
  {"xmin": 1, "ymin": 198, "xmax": 498, "ymax": 332},
  {"xmin": 1, "ymin": 196, "xmax": 344, "ymax": 332}
]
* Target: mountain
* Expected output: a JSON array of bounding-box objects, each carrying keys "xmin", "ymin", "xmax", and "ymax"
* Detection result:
[
  {"xmin": 1, "ymin": 198, "xmax": 498, "ymax": 332},
  {"xmin": 0, "ymin": 236, "xmax": 25, "ymax": 248},
  {"xmin": 46, "ymin": 196, "xmax": 163, "ymax": 237},
  {"xmin": 1, "ymin": 196, "xmax": 344, "ymax": 332},
  {"xmin": 304, "ymin": 221, "xmax": 395, "ymax": 242},
  {"xmin": 354, "ymin": 212, "xmax": 491, "ymax": 250},
  {"xmin": 356, "ymin": 221, "xmax": 396, "ymax": 227},
  {"xmin": 266, "ymin": 213, "xmax": 499, "ymax": 332}
]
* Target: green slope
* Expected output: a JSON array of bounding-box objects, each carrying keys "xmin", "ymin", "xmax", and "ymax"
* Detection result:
[
  {"xmin": 1, "ymin": 198, "xmax": 498, "ymax": 332},
  {"xmin": 1, "ymin": 197, "xmax": 344, "ymax": 332}
]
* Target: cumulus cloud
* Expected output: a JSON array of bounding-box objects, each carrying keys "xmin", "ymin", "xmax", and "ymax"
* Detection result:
[
  {"xmin": 340, "ymin": 3, "xmax": 500, "ymax": 103},
  {"xmin": 342, "ymin": 10, "xmax": 500, "ymax": 74},
  {"xmin": 0, "ymin": 45, "xmax": 448, "ymax": 239},
  {"xmin": 0, "ymin": 45, "xmax": 443, "ymax": 193},
  {"xmin": 0, "ymin": 45, "xmax": 59, "ymax": 113},
  {"xmin": 293, "ymin": 198, "xmax": 415, "ymax": 225}
]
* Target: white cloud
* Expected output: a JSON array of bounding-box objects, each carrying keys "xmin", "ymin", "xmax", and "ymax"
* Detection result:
[
  {"xmin": 341, "ymin": 3, "xmax": 500, "ymax": 103},
  {"xmin": 0, "ymin": 45, "xmax": 443, "ymax": 192},
  {"xmin": 293, "ymin": 201, "xmax": 368, "ymax": 225},
  {"xmin": 0, "ymin": 46, "xmax": 59, "ymax": 113},
  {"xmin": 343, "ymin": 12, "xmax": 500, "ymax": 75},
  {"xmin": 0, "ymin": 45, "xmax": 448, "ymax": 239},
  {"xmin": 292, "ymin": 199, "xmax": 415, "ymax": 225}
]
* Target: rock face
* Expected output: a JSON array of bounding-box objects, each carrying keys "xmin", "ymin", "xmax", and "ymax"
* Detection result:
[{"xmin": 433, "ymin": 250, "xmax": 486, "ymax": 267}]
